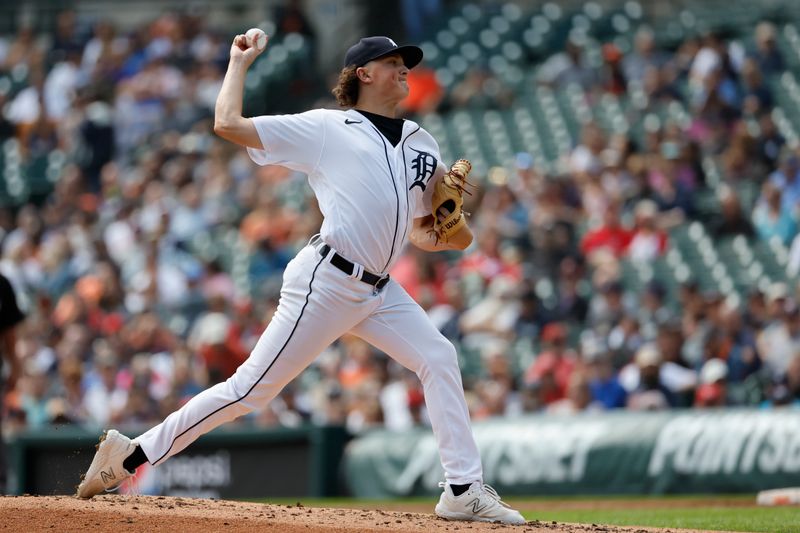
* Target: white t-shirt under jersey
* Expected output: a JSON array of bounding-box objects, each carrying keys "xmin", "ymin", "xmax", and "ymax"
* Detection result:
[{"xmin": 247, "ymin": 108, "xmax": 446, "ymax": 274}]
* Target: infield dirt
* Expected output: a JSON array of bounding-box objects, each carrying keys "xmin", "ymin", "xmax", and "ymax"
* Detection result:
[{"xmin": 0, "ymin": 495, "xmax": 739, "ymax": 532}]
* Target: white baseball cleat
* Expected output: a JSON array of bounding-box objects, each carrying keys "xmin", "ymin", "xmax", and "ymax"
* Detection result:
[
  {"xmin": 435, "ymin": 481, "xmax": 526, "ymax": 525},
  {"xmin": 75, "ymin": 429, "xmax": 137, "ymax": 499}
]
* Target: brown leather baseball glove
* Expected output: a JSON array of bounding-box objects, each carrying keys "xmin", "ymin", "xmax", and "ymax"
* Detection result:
[{"xmin": 431, "ymin": 159, "xmax": 474, "ymax": 243}]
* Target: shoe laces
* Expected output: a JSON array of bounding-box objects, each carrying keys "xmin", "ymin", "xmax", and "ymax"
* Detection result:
[
  {"xmin": 439, "ymin": 482, "xmax": 513, "ymax": 509},
  {"xmin": 479, "ymin": 484, "xmax": 513, "ymax": 509}
]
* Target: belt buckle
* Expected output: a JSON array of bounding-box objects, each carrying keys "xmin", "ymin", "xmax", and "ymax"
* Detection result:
[
  {"xmin": 378, "ymin": 276, "xmax": 389, "ymax": 289},
  {"xmin": 374, "ymin": 275, "xmax": 390, "ymax": 294}
]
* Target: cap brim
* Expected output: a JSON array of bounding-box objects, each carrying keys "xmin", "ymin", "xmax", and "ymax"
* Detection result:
[{"xmin": 374, "ymin": 45, "xmax": 423, "ymax": 69}]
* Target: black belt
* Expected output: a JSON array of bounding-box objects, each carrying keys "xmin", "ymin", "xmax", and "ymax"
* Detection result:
[{"xmin": 319, "ymin": 244, "xmax": 390, "ymax": 290}]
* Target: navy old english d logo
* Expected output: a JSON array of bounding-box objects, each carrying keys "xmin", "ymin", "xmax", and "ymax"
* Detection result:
[{"xmin": 409, "ymin": 148, "xmax": 437, "ymax": 191}]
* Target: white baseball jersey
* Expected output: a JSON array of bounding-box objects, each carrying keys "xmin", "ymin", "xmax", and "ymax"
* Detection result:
[{"xmin": 247, "ymin": 108, "xmax": 445, "ymax": 274}]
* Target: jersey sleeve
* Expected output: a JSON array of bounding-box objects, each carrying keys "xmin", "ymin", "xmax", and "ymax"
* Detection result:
[{"xmin": 246, "ymin": 109, "xmax": 327, "ymax": 173}]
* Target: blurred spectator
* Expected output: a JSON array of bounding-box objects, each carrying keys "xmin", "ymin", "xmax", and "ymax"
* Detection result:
[
  {"xmin": 83, "ymin": 348, "xmax": 126, "ymax": 427},
  {"xmin": 680, "ymin": 291, "xmax": 719, "ymax": 367},
  {"xmin": 509, "ymin": 286, "xmax": 545, "ymax": 339},
  {"xmin": 607, "ymin": 313, "xmax": 644, "ymax": 367},
  {"xmin": 529, "ymin": 178, "xmax": 581, "ymax": 271},
  {"xmin": 391, "ymin": 247, "xmax": 446, "ymax": 304},
  {"xmin": 588, "ymin": 280, "xmax": 630, "ymax": 339},
  {"xmin": 779, "ymin": 354, "xmax": 800, "ymax": 405},
  {"xmin": 623, "ymin": 26, "xmax": 669, "ymax": 83},
  {"xmin": 751, "ymin": 22, "xmax": 785, "ymax": 75},
  {"xmin": 647, "ymin": 146, "xmax": 695, "ymax": 216},
  {"xmin": 7, "ymin": 68, "xmax": 47, "ymax": 126},
  {"xmin": 490, "ymin": 182, "xmax": 531, "ymax": 242},
  {"xmin": 721, "ymin": 122, "xmax": 762, "ymax": 183},
  {"xmin": 710, "ymin": 304, "xmax": 761, "ymax": 382},
  {"xmin": 537, "ymin": 37, "xmax": 596, "ymax": 90},
  {"xmin": 569, "ymin": 122, "xmax": 606, "ymax": 177},
  {"xmin": 743, "ymin": 289, "xmax": 769, "ymax": 331},
  {"xmin": 599, "ymin": 44, "xmax": 626, "ymax": 95},
  {"xmin": 694, "ymin": 358, "xmax": 728, "ymax": 407},
  {"xmin": 188, "ymin": 296, "xmax": 245, "ymax": 384},
  {"xmin": 787, "ymin": 232, "xmax": 800, "ymax": 279},
  {"xmin": 756, "ymin": 113, "xmax": 785, "ymax": 169},
  {"xmin": 655, "ymin": 320, "xmax": 692, "ymax": 370},
  {"xmin": 586, "ymin": 349, "xmax": 627, "ymax": 409},
  {"xmin": 767, "ymin": 149, "xmax": 800, "ymax": 215},
  {"xmin": 459, "ymin": 226, "xmax": 519, "ymax": 283},
  {"xmin": 345, "ymin": 379, "xmax": 384, "ymax": 434},
  {"xmin": 51, "ymin": 357, "xmax": 89, "ymax": 424},
  {"xmin": 44, "ymin": 48, "xmax": 82, "ymax": 121},
  {"xmin": 547, "ymin": 372, "xmax": 598, "ymax": 414},
  {"xmin": 641, "ymin": 65, "xmax": 683, "ymax": 108},
  {"xmin": 636, "ymin": 281, "xmax": 671, "ymax": 339},
  {"xmin": 580, "ymin": 201, "xmax": 632, "ymax": 260},
  {"xmin": 553, "ymin": 255, "xmax": 589, "ymax": 323},
  {"xmin": 50, "ymin": 10, "xmax": 84, "ymax": 64},
  {"xmin": 2, "ymin": 25, "xmax": 45, "ymax": 71},
  {"xmin": 627, "ymin": 200, "xmax": 669, "ymax": 263},
  {"xmin": 689, "ymin": 32, "xmax": 727, "ymax": 90},
  {"xmin": 380, "ymin": 365, "xmax": 423, "ymax": 430},
  {"xmin": 427, "ymin": 279, "xmax": 467, "ymax": 340},
  {"xmin": 752, "ymin": 182, "xmax": 797, "ymax": 245},
  {"xmin": 580, "ymin": 332, "xmax": 627, "ymax": 409},
  {"xmin": 740, "ymin": 58, "xmax": 773, "ymax": 115},
  {"xmin": 472, "ymin": 341, "xmax": 518, "ymax": 419},
  {"xmin": 76, "ymin": 95, "xmax": 116, "ymax": 190},
  {"xmin": 169, "ymin": 347, "xmax": 206, "ymax": 405},
  {"xmin": 709, "ymin": 187, "xmax": 755, "ymax": 237},
  {"xmin": 757, "ymin": 300, "xmax": 800, "ymax": 379},
  {"xmin": 338, "ymin": 337, "xmax": 380, "ymax": 392},
  {"xmin": 81, "ymin": 20, "xmax": 127, "ymax": 81},
  {"xmin": 448, "ymin": 65, "xmax": 514, "ymax": 110},
  {"xmin": 764, "ymin": 282, "xmax": 790, "ymax": 324},
  {"xmin": 460, "ymin": 275, "xmax": 521, "ymax": 347},
  {"xmin": 274, "ymin": 0, "xmax": 316, "ymax": 40},
  {"xmin": 523, "ymin": 322, "xmax": 578, "ymax": 404},
  {"xmin": 621, "ymin": 344, "xmax": 679, "ymax": 410}
]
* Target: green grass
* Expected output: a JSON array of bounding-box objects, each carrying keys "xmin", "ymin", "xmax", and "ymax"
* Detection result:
[
  {"xmin": 528, "ymin": 507, "xmax": 800, "ymax": 533},
  {"xmin": 253, "ymin": 496, "xmax": 800, "ymax": 532}
]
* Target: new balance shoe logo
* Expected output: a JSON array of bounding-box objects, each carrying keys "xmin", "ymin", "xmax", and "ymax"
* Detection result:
[
  {"xmin": 468, "ymin": 498, "xmax": 488, "ymax": 515},
  {"xmin": 344, "ymin": 119, "xmax": 362, "ymax": 125},
  {"xmin": 100, "ymin": 468, "xmax": 116, "ymax": 485}
]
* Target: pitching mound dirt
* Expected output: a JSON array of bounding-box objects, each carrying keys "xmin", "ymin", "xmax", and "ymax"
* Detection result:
[{"xmin": 0, "ymin": 495, "xmax": 724, "ymax": 532}]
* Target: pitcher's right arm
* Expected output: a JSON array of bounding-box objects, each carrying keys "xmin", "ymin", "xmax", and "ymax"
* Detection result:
[{"xmin": 213, "ymin": 33, "xmax": 265, "ymax": 148}]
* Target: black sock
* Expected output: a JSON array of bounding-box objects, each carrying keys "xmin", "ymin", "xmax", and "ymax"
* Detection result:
[
  {"xmin": 450, "ymin": 483, "xmax": 471, "ymax": 496},
  {"xmin": 122, "ymin": 445, "xmax": 149, "ymax": 473}
]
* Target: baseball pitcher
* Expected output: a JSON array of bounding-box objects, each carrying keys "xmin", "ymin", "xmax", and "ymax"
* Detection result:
[{"xmin": 76, "ymin": 32, "xmax": 525, "ymax": 525}]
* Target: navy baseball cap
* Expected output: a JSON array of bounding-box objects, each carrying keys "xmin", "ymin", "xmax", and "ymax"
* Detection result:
[{"xmin": 344, "ymin": 36, "xmax": 423, "ymax": 69}]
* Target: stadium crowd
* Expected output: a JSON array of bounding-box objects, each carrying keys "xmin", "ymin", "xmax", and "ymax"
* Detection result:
[{"xmin": 1, "ymin": 6, "xmax": 800, "ymax": 440}]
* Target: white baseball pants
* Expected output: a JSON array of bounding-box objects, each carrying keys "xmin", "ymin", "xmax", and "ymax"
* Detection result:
[{"xmin": 136, "ymin": 242, "xmax": 483, "ymax": 484}]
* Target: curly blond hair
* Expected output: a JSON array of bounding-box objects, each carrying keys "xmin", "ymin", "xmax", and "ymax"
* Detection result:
[{"xmin": 331, "ymin": 65, "xmax": 359, "ymax": 108}]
